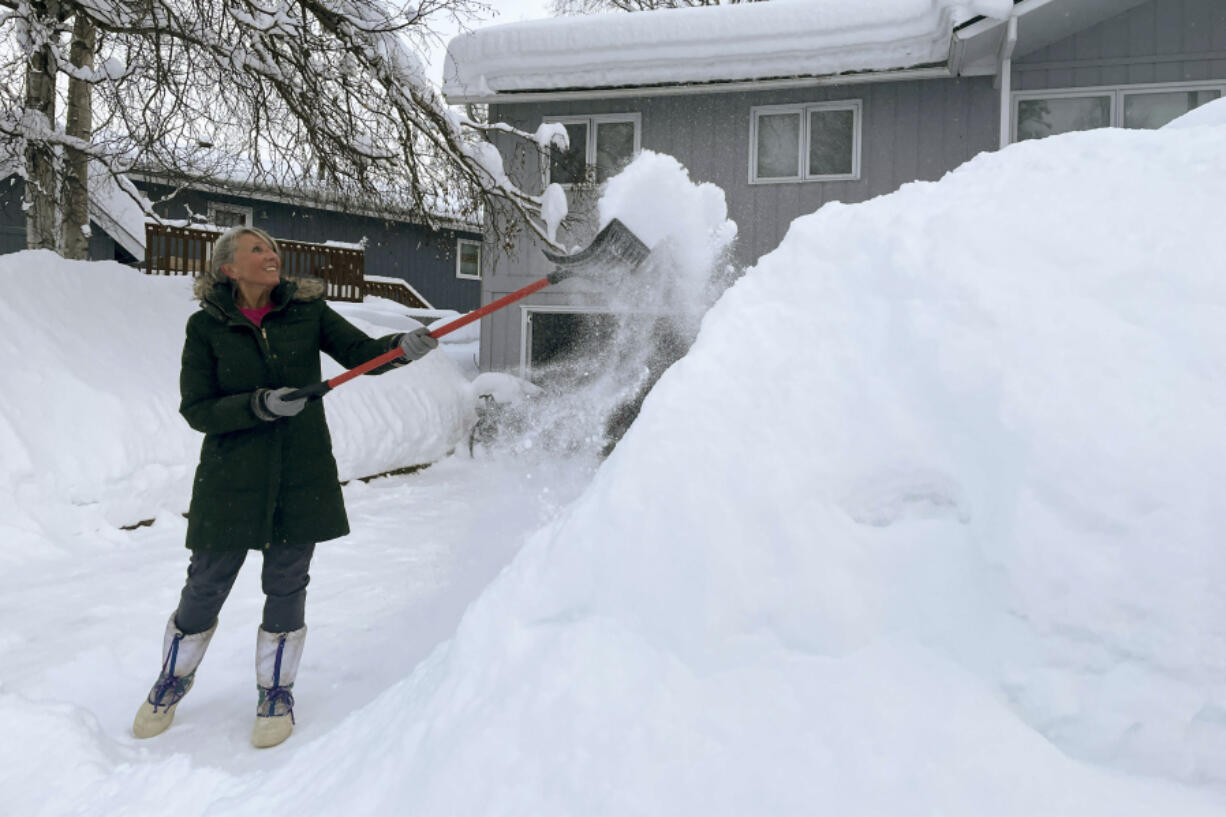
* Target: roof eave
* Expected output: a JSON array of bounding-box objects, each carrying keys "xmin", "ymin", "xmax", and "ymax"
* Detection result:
[
  {"xmin": 127, "ymin": 170, "xmax": 482, "ymax": 234},
  {"xmin": 445, "ymin": 63, "xmax": 956, "ymax": 106}
]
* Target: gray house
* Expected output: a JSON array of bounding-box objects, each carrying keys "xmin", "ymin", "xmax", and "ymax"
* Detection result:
[{"xmin": 443, "ymin": 0, "xmax": 1226, "ymax": 374}]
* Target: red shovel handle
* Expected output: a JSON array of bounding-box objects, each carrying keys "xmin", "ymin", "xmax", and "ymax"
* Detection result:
[
  {"xmin": 430, "ymin": 275, "xmax": 553, "ymax": 340},
  {"xmin": 285, "ymin": 274, "xmax": 560, "ymax": 402}
]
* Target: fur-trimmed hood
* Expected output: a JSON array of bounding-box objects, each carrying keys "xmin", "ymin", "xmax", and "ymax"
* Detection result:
[{"xmin": 287, "ymin": 276, "xmax": 326, "ymax": 301}]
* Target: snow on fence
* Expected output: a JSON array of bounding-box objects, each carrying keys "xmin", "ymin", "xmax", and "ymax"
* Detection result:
[
  {"xmin": 364, "ymin": 276, "xmax": 431, "ymax": 309},
  {"xmin": 143, "ymin": 223, "xmax": 430, "ymax": 308}
]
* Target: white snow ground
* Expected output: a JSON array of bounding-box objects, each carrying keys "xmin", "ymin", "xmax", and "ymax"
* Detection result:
[{"xmin": 3, "ymin": 101, "xmax": 1226, "ymax": 815}]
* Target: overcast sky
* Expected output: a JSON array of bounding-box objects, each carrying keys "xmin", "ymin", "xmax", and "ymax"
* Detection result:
[{"xmin": 425, "ymin": 0, "xmax": 555, "ymax": 88}]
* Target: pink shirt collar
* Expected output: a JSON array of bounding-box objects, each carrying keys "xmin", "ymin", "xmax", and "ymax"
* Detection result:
[{"xmin": 239, "ymin": 303, "xmax": 274, "ymax": 327}]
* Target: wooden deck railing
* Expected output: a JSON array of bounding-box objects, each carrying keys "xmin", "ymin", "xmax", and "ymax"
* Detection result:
[
  {"xmin": 363, "ymin": 277, "xmax": 430, "ymax": 309},
  {"xmin": 144, "ymin": 224, "xmax": 215, "ymax": 278},
  {"xmin": 144, "ymin": 223, "xmax": 430, "ymax": 309},
  {"xmin": 278, "ymin": 237, "xmax": 365, "ymax": 302}
]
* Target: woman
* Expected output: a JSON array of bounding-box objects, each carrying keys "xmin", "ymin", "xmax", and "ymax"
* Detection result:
[{"xmin": 132, "ymin": 226, "xmax": 437, "ymax": 748}]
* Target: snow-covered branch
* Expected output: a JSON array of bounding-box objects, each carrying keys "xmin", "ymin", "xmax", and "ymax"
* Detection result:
[
  {"xmin": 0, "ymin": 106, "xmax": 157, "ymax": 222},
  {"xmin": 5, "ymin": 0, "xmax": 564, "ymax": 251}
]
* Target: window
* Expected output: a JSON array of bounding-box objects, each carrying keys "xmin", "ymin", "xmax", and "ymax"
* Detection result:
[
  {"xmin": 546, "ymin": 114, "xmax": 641, "ymax": 186},
  {"xmin": 750, "ymin": 101, "xmax": 861, "ymax": 184},
  {"xmin": 207, "ymin": 202, "xmax": 253, "ymax": 228},
  {"xmin": 456, "ymin": 238, "xmax": 481, "ymax": 280},
  {"xmin": 1014, "ymin": 82, "xmax": 1224, "ymax": 141},
  {"xmin": 1122, "ymin": 88, "xmax": 1221, "ymax": 129},
  {"xmin": 1017, "ymin": 95, "xmax": 1111, "ymax": 140}
]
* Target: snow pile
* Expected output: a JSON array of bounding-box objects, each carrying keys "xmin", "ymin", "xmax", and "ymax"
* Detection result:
[
  {"xmin": 338, "ymin": 297, "xmax": 481, "ymax": 379},
  {"xmin": 223, "ymin": 123, "xmax": 1224, "ymax": 814},
  {"xmin": 470, "ymin": 371, "xmax": 542, "ymax": 405},
  {"xmin": 443, "ymin": 0, "xmax": 1013, "ymax": 99},
  {"xmin": 0, "ymin": 253, "xmax": 473, "ymax": 556},
  {"xmin": 1162, "ymin": 95, "xmax": 1226, "ymax": 129}
]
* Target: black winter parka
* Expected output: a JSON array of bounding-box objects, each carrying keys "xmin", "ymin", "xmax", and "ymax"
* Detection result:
[{"xmin": 180, "ymin": 278, "xmax": 402, "ymax": 551}]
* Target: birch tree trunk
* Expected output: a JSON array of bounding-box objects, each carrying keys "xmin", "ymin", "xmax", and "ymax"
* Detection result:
[
  {"xmin": 23, "ymin": 0, "xmax": 61, "ymax": 252},
  {"xmin": 61, "ymin": 12, "xmax": 96, "ymax": 260}
]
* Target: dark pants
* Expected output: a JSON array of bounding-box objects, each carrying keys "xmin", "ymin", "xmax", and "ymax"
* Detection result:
[{"xmin": 174, "ymin": 544, "xmax": 315, "ymax": 635}]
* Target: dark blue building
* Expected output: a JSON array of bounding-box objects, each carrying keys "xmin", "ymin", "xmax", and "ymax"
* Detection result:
[{"xmin": 0, "ymin": 172, "xmax": 484, "ymax": 311}]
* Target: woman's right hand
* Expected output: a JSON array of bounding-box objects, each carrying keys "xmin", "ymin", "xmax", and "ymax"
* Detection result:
[
  {"xmin": 252, "ymin": 387, "xmax": 308, "ymax": 422},
  {"xmin": 398, "ymin": 327, "xmax": 439, "ymax": 361}
]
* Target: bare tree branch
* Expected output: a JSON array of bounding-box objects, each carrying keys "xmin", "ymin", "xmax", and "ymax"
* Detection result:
[{"xmin": 3, "ymin": 0, "xmax": 568, "ymax": 255}]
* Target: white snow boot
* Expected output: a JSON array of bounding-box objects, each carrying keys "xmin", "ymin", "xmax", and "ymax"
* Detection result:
[
  {"xmin": 251, "ymin": 625, "xmax": 306, "ymax": 749},
  {"xmin": 132, "ymin": 615, "xmax": 217, "ymax": 739}
]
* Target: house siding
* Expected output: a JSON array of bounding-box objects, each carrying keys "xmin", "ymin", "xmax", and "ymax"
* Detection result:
[
  {"xmin": 495, "ymin": 78, "xmax": 1000, "ymax": 269},
  {"xmin": 1014, "ymin": 0, "xmax": 1226, "ymax": 89},
  {"xmin": 138, "ymin": 183, "xmax": 482, "ymax": 311},
  {"xmin": 481, "ymin": 76, "xmax": 1001, "ymax": 372}
]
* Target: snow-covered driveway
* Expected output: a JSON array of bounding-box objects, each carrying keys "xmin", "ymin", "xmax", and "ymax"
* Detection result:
[{"xmin": 0, "ymin": 452, "xmax": 596, "ymax": 781}]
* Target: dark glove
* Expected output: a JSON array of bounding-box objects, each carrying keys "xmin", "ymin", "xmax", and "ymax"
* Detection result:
[
  {"xmin": 398, "ymin": 327, "xmax": 439, "ymax": 362},
  {"xmin": 252, "ymin": 387, "xmax": 308, "ymax": 422}
]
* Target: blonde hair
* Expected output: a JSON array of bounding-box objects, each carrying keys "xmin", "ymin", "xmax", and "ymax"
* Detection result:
[{"xmin": 193, "ymin": 225, "xmax": 281, "ymax": 300}]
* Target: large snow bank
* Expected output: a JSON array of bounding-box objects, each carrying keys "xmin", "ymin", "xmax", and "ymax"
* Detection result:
[
  {"xmin": 177, "ymin": 122, "xmax": 1226, "ymax": 813},
  {"xmin": 1163, "ymin": 94, "xmax": 1226, "ymax": 129},
  {"xmin": 443, "ymin": 0, "xmax": 1012, "ymax": 99},
  {"xmin": 0, "ymin": 254, "xmax": 472, "ymax": 556}
]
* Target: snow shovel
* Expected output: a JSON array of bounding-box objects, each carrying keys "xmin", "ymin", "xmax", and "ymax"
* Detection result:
[{"xmin": 285, "ymin": 218, "xmax": 650, "ymax": 402}]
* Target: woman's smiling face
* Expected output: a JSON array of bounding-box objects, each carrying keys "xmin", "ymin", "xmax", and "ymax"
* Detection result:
[{"xmin": 223, "ymin": 231, "xmax": 281, "ymax": 291}]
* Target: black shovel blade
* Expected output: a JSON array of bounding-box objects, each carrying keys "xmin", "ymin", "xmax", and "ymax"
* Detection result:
[{"xmin": 542, "ymin": 218, "xmax": 651, "ymax": 284}]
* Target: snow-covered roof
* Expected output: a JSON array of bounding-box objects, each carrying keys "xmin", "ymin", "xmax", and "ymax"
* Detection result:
[
  {"xmin": 88, "ymin": 165, "xmax": 150, "ymax": 261},
  {"xmin": 443, "ymin": 0, "xmax": 1014, "ymax": 103},
  {"xmin": 128, "ymin": 168, "xmax": 482, "ymax": 235}
]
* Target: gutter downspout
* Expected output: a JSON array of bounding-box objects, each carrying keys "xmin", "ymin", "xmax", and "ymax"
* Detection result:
[{"xmin": 997, "ymin": 14, "xmax": 1019, "ymax": 149}]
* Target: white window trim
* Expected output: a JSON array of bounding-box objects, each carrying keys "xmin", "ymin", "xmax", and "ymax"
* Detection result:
[
  {"xmin": 749, "ymin": 99, "xmax": 862, "ymax": 185},
  {"xmin": 456, "ymin": 238, "xmax": 482, "ymax": 280},
  {"xmin": 1011, "ymin": 79, "xmax": 1226, "ymax": 143},
  {"xmin": 206, "ymin": 201, "xmax": 253, "ymax": 227},
  {"xmin": 520, "ymin": 304, "xmax": 607, "ymax": 377},
  {"xmin": 518, "ymin": 304, "xmax": 669, "ymax": 377},
  {"xmin": 542, "ymin": 112, "xmax": 642, "ymax": 188}
]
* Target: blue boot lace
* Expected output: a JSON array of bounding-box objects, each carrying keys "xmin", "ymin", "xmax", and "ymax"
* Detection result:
[
  {"xmin": 148, "ymin": 632, "xmax": 192, "ymax": 712},
  {"xmin": 257, "ymin": 635, "xmax": 296, "ymax": 724}
]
